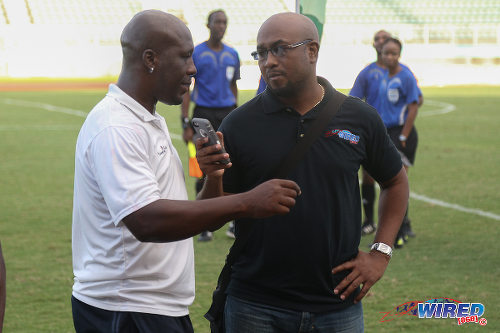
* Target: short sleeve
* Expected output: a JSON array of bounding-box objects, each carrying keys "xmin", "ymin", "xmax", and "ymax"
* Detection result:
[
  {"xmin": 234, "ymin": 51, "xmax": 241, "ymax": 81},
  {"xmin": 192, "ymin": 45, "xmax": 202, "ymax": 80},
  {"xmin": 350, "ymin": 72, "xmax": 366, "ymax": 99},
  {"xmin": 362, "ymin": 112, "xmax": 402, "ymax": 183},
  {"xmin": 90, "ymin": 127, "xmax": 161, "ymax": 224},
  {"xmin": 404, "ymin": 71, "xmax": 420, "ymax": 105}
]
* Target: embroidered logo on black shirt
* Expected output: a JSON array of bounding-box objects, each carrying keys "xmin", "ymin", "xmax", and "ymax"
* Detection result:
[{"xmin": 325, "ymin": 129, "xmax": 360, "ymax": 144}]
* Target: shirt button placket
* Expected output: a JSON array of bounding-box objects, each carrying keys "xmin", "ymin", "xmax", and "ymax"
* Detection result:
[{"xmin": 298, "ymin": 118, "xmax": 305, "ymax": 139}]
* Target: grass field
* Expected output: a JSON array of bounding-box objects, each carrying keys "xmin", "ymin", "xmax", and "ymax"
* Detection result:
[{"xmin": 0, "ymin": 85, "xmax": 499, "ymax": 332}]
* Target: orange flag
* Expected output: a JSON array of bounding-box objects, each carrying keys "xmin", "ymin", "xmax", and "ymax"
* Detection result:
[{"xmin": 188, "ymin": 141, "xmax": 203, "ymax": 178}]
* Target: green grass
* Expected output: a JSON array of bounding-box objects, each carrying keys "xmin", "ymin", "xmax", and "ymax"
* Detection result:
[
  {"xmin": 0, "ymin": 77, "xmax": 117, "ymax": 84},
  {"xmin": 0, "ymin": 86, "xmax": 498, "ymax": 332}
]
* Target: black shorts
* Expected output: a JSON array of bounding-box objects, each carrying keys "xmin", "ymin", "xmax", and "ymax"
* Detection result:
[
  {"xmin": 387, "ymin": 125, "xmax": 418, "ymax": 166},
  {"xmin": 192, "ymin": 105, "xmax": 236, "ymax": 131},
  {"xmin": 71, "ymin": 296, "xmax": 194, "ymax": 333}
]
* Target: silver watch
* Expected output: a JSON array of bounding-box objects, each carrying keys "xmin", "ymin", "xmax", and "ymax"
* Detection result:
[{"xmin": 371, "ymin": 242, "xmax": 393, "ymax": 258}]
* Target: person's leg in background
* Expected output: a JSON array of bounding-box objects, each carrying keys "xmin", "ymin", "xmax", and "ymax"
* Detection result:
[
  {"xmin": 195, "ymin": 106, "xmax": 236, "ymax": 241},
  {"xmin": 215, "ymin": 107, "xmax": 236, "ymax": 239},
  {"xmin": 195, "ymin": 176, "xmax": 213, "ymax": 242},
  {"xmin": 390, "ymin": 126, "xmax": 418, "ymax": 248},
  {"xmin": 400, "ymin": 165, "xmax": 415, "ymax": 239},
  {"xmin": 361, "ymin": 169, "xmax": 376, "ymax": 236}
]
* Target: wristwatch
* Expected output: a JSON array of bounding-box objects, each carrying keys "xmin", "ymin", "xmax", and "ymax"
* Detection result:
[
  {"xmin": 181, "ymin": 116, "xmax": 190, "ymax": 130},
  {"xmin": 371, "ymin": 242, "xmax": 393, "ymax": 258},
  {"xmin": 399, "ymin": 134, "xmax": 407, "ymax": 142}
]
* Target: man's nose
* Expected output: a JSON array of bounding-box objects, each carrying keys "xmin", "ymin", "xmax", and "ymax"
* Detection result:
[
  {"xmin": 188, "ymin": 59, "xmax": 196, "ymax": 76},
  {"xmin": 263, "ymin": 51, "xmax": 278, "ymax": 67}
]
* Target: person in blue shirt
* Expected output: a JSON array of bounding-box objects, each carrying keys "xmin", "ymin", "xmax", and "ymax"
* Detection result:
[
  {"xmin": 256, "ymin": 75, "xmax": 266, "ymax": 95},
  {"xmin": 181, "ymin": 9, "xmax": 240, "ymax": 241},
  {"xmin": 350, "ymin": 30, "xmax": 421, "ymax": 245},
  {"xmin": 350, "ymin": 30, "xmax": 391, "ymax": 112},
  {"xmin": 378, "ymin": 37, "xmax": 420, "ymax": 248}
]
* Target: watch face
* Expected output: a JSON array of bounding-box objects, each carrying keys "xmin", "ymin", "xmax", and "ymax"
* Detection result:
[
  {"xmin": 379, "ymin": 243, "xmax": 390, "ymax": 252},
  {"xmin": 372, "ymin": 243, "xmax": 392, "ymax": 256}
]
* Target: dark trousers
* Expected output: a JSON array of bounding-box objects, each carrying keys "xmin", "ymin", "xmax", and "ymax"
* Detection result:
[
  {"xmin": 224, "ymin": 295, "xmax": 364, "ymax": 333},
  {"xmin": 192, "ymin": 104, "xmax": 236, "ymax": 132},
  {"xmin": 387, "ymin": 125, "xmax": 418, "ymax": 166},
  {"xmin": 71, "ymin": 296, "xmax": 194, "ymax": 333}
]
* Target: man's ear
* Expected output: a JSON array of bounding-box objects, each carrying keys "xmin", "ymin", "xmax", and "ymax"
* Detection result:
[
  {"xmin": 307, "ymin": 41, "xmax": 320, "ymax": 63},
  {"xmin": 142, "ymin": 49, "xmax": 156, "ymax": 72}
]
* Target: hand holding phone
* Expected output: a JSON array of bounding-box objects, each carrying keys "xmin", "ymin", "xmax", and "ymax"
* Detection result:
[{"xmin": 191, "ymin": 118, "xmax": 230, "ymax": 165}]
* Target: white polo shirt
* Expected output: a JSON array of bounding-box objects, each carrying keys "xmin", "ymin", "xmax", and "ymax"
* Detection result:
[{"xmin": 72, "ymin": 84, "xmax": 194, "ymax": 316}]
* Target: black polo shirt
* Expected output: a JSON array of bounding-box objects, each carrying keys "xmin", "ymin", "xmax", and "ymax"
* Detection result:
[{"xmin": 219, "ymin": 77, "xmax": 402, "ymax": 312}]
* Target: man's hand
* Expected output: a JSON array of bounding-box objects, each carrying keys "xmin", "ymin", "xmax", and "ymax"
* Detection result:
[
  {"xmin": 332, "ymin": 250, "xmax": 390, "ymax": 303},
  {"xmin": 244, "ymin": 179, "xmax": 301, "ymax": 218},
  {"xmin": 195, "ymin": 132, "xmax": 231, "ymax": 177}
]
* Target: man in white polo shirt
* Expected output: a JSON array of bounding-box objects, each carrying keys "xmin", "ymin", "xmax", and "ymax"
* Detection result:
[{"xmin": 71, "ymin": 10, "xmax": 300, "ymax": 333}]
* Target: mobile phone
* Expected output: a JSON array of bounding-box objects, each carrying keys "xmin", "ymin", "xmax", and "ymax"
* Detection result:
[{"xmin": 191, "ymin": 118, "xmax": 230, "ymax": 165}]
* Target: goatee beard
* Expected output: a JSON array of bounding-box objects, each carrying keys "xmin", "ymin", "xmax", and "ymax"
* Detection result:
[{"xmin": 267, "ymin": 84, "xmax": 295, "ymax": 98}]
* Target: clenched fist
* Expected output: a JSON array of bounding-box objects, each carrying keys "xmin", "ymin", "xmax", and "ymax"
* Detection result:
[{"xmin": 243, "ymin": 179, "xmax": 301, "ymax": 218}]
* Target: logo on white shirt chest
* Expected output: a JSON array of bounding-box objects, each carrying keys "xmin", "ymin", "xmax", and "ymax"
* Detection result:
[{"xmin": 157, "ymin": 145, "xmax": 169, "ymax": 156}]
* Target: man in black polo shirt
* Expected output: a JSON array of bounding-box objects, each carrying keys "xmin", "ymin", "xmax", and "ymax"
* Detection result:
[{"xmin": 197, "ymin": 12, "xmax": 409, "ymax": 332}]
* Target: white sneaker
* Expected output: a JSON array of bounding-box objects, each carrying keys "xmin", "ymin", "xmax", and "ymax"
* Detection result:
[
  {"xmin": 226, "ymin": 222, "xmax": 235, "ymax": 239},
  {"xmin": 197, "ymin": 231, "xmax": 213, "ymax": 242}
]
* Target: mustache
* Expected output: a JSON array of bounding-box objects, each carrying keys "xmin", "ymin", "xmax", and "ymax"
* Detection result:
[{"xmin": 265, "ymin": 71, "xmax": 285, "ymax": 78}]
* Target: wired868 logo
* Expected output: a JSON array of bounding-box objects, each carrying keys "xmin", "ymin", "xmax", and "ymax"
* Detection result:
[
  {"xmin": 380, "ymin": 298, "xmax": 487, "ymax": 326},
  {"xmin": 419, "ymin": 299, "xmax": 487, "ymax": 326}
]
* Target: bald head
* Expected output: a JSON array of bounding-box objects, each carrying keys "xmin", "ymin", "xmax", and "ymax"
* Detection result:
[
  {"xmin": 258, "ymin": 12, "xmax": 319, "ymax": 46},
  {"xmin": 117, "ymin": 10, "xmax": 196, "ymax": 111},
  {"xmin": 120, "ymin": 10, "xmax": 190, "ymax": 66},
  {"xmin": 255, "ymin": 12, "xmax": 321, "ymax": 100}
]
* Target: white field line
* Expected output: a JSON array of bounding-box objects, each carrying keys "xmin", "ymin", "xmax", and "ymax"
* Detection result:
[
  {"xmin": 3, "ymin": 98, "xmax": 497, "ymax": 221},
  {"xmin": 419, "ymin": 99, "xmax": 456, "ymax": 117},
  {"xmin": 0, "ymin": 124, "xmax": 81, "ymax": 131},
  {"xmin": 410, "ymin": 192, "xmax": 500, "ymax": 221},
  {"xmin": 169, "ymin": 133, "xmax": 182, "ymax": 141},
  {"xmin": 0, "ymin": 97, "xmax": 183, "ymax": 140},
  {"xmin": 2, "ymin": 97, "xmax": 89, "ymax": 117}
]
